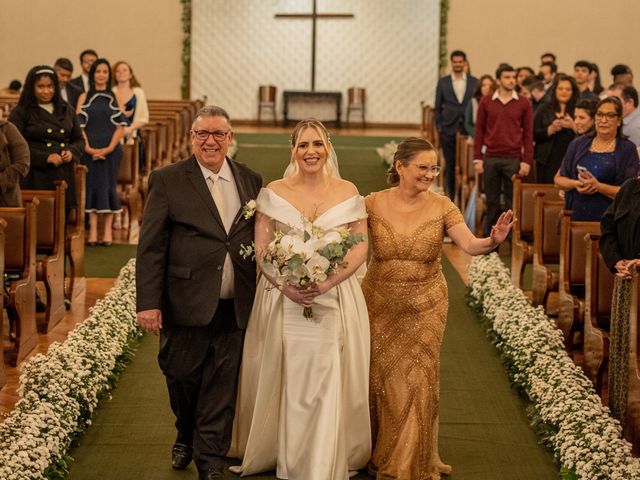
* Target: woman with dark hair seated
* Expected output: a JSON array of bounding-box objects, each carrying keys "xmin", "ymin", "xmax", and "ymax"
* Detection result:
[
  {"xmin": 555, "ymin": 97, "xmax": 639, "ymax": 221},
  {"xmin": 534, "ymin": 74, "xmax": 580, "ymax": 183},
  {"xmin": 9, "ymin": 65, "xmax": 84, "ymax": 212}
]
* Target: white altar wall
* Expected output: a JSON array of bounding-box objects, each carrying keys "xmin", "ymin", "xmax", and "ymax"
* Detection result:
[{"xmin": 191, "ymin": 0, "xmax": 440, "ymax": 125}]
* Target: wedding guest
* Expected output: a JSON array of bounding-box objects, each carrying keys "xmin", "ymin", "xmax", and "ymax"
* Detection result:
[
  {"xmin": 10, "ymin": 65, "xmax": 83, "ymax": 212},
  {"xmin": 539, "ymin": 61, "xmax": 557, "ymax": 90},
  {"xmin": 574, "ymin": 61, "xmax": 600, "ymax": 101},
  {"xmin": 541, "ymin": 52, "xmax": 556, "ymax": 65},
  {"xmin": 589, "ymin": 62, "xmax": 604, "ymax": 97},
  {"xmin": 522, "ymin": 75, "xmax": 546, "ymax": 112},
  {"xmin": 600, "ymin": 177, "xmax": 640, "ymax": 277},
  {"xmin": 533, "ymin": 74, "xmax": 579, "ymax": 183},
  {"xmin": 54, "ymin": 57, "xmax": 81, "ymax": 109},
  {"xmin": 574, "ymin": 98, "xmax": 597, "ymax": 135},
  {"xmin": 112, "ymin": 60, "xmax": 149, "ymax": 228},
  {"xmin": 230, "ymin": 119, "xmax": 371, "ymax": 479},
  {"xmin": 70, "ymin": 49, "xmax": 98, "ymax": 93},
  {"xmin": 555, "ymin": 97, "xmax": 639, "ymax": 221},
  {"xmin": 362, "ymin": 137, "xmax": 513, "ymax": 479},
  {"xmin": 516, "ymin": 66, "xmax": 535, "ymax": 89},
  {"xmin": 0, "ymin": 118, "xmax": 29, "ymax": 206},
  {"xmin": 0, "ymin": 80, "xmax": 22, "ymax": 98},
  {"xmin": 77, "ymin": 58, "xmax": 127, "ymax": 246},
  {"xmin": 611, "ymin": 64, "xmax": 633, "ymax": 87},
  {"xmin": 473, "ymin": 64, "xmax": 533, "ymax": 236},
  {"xmin": 435, "ymin": 50, "xmax": 477, "ymax": 199},
  {"xmin": 464, "ymin": 74, "xmax": 495, "ymax": 138}
]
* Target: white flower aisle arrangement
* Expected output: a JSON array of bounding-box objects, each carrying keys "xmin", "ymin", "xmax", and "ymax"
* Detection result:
[
  {"xmin": 467, "ymin": 253, "xmax": 640, "ymax": 480},
  {"xmin": 0, "ymin": 260, "xmax": 141, "ymax": 480},
  {"xmin": 242, "ymin": 224, "xmax": 365, "ymax": 319}
]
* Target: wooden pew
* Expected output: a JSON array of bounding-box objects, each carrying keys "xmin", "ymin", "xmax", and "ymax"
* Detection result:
[
  {"xmin": 2, "ymin": 201, "xmax": 38, "ymax": 365},
  {"xmin": 66, "ymin": 165, "xmax": 87, "ymax": 301},
  {"xmin": 149, "ymin": 112, "xmax": 180, "ymax": 163},
  {"xmin": 557, "ymin": 211, "xmax": 600, "ymax": 353},
  {"xmin": 531, "ymin": 193, "xmax": 564, "ymax": 309},
  {"xmin": 141, "ymin": 122, "xmax": 168, "ymax": 169},
  {"xmin": 21, "ymin": 181, "xmax": 67, "ymax": 333},
  {"xmin": 511, "ymin": 178, "xmax": 560, "ymax": 289},
  {"xmin": 583, "ymin": 233, "xmax": 614, "ymax": 393},
  {"xmin": 0, "ymin": 218, "xmax": 7, "ymax": 388},
  {"xmin": 117, "ymin": 139, "xmax": 141, "ymax": 241},
  {"xmin": 139, "ymin": 127, "xmax": 156, "ymax": 206},
  {"xmin": 625, "ymin": 264, "xmax": 640, "ymax": 453}
]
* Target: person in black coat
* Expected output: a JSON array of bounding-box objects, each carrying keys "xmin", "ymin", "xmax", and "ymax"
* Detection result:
[
  {"xmin": 9, "ymin": 65, "xmax": 84, "ymax": 211},
  {"xmin": 434, "ymin": 50, "xmax": 477, "ymax": 199},
  {"xmin": 534, "ymin": 74, "xmax": 579, "ymax": 183},
  {"xmin": 600, "ymin": 177, "xmax": 640, "ymax": 277}
]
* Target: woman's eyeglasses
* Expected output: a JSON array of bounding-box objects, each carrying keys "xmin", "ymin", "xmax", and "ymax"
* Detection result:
[{"xmin": 595, "ymin": 112, "xmax": 619, "ymax": 120}]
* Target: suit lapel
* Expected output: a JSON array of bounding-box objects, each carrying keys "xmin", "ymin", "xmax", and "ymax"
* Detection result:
[
  {"xmin": 185, "ymin": 156, "xmax": 226, "ymax": 231},
  {"xmin": 227, "ymin": 158, "xmax": 250, "ymax": 233}
]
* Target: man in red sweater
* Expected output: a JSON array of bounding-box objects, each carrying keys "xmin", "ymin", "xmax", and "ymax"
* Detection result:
[{"xmin": 473, "ymin": 64, "xmax": 533, "ymax": 236}]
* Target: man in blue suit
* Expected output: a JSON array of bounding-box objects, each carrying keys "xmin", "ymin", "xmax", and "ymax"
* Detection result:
[{"xmin": 435, "ymin": 50, "xmax": 477, "ymax": 200}]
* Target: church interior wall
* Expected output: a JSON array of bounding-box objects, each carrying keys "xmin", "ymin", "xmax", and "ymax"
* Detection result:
[
  {"xmin": 1, "ymin": 0, "xmax": 182, "ymax": 99},
  {"xmin": 447, "ymin": 0, "xmax": 640, "ymax": 88}
]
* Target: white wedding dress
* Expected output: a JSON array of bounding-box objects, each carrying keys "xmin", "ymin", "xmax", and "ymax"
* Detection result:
[{"xmin": 228, "ymin": 188, "xmax": 371, "ymax": 479}]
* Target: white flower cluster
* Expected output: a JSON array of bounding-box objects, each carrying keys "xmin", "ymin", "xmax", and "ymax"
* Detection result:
[
  {"xmin": 468, "ymin": 253, "xmax": 640, "ymax": 480},
  {"xmin": 0, "ymin": 260, "xmax": 140, "ymax": 479}
]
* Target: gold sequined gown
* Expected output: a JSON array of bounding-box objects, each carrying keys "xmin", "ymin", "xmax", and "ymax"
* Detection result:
[{"xmin": 361, "ymin": 190, "xmax": 464, "ymax": 480}]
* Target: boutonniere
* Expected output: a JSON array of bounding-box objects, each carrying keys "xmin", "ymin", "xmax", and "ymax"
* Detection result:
[{"xmin": 242, "ymin": 199, "xmax": 257, "ymax": 220}]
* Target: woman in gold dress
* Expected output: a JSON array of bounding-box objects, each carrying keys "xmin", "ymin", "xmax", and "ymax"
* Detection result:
[{"xmin": 362, "ymin": 137, "xmax": 513, "ymax": 480}]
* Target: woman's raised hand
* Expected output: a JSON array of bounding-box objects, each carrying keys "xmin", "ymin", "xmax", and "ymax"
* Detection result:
[{"xmin": 489, "ymin": 210, "xmax": 514, "ymax": 245}]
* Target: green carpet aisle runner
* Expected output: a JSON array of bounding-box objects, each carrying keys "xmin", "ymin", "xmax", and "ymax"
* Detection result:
[{"xmin": 66, "ymin": 257, "xmax": 557, "ymax": 480}]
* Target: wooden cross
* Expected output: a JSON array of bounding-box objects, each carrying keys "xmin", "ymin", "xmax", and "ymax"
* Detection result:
[{"xmin": 275, "ymin": 0, "xmax": 354, "ymax": 91}]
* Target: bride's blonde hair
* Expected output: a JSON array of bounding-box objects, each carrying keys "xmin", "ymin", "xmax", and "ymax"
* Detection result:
[{"xmin": 287, "ymin": 119, "xmax": 334, "ymax": 178}]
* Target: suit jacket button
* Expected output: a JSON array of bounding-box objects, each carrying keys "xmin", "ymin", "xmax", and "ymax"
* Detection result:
[
  {"xmin": 217, "ymin": 265, "xmax": 222, "ymax": 271},
  {"xmin": 225, "ymin": 241, "xmax": 230, "ymax": 246}
]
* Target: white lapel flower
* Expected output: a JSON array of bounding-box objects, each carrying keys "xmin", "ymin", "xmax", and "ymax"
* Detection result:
[{"xmin": 242, "ymin": 199, "xmax": 257, "ymax": 220}]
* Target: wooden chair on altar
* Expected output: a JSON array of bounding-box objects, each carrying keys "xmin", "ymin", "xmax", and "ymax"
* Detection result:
[
  {"xmin": 346, "ymin": 87, "xmax": 366, "ymax": 127},
  {"xmin": 118, "ymin": 139, "xmax": 141, "ymax": 241},
  {"xmin": 257, "ymin": 85, "xmax": 277, "ymax": 125},
  {"xmin": 511, "ymin": 177, "xmax": 560, "ymax": 289},
  {"xmin": 583, "ymin": 233, "xmax": 614, "ymax": 394}
]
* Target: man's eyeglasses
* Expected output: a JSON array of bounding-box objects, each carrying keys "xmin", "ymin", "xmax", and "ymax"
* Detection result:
[
  {"xmin": 595, "ymin": 112, "xmax": 619, "ymax": 120},
  {"xmin": 192, "ymin": 129, "xmax": 230, "ymax": 141}
]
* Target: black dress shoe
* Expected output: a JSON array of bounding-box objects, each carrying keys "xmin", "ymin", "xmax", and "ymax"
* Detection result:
[
  {"xmin": 171, "ymin": 443, "xmax": 193, "ymax": 470},
  {"xmin": 99, "ymin": 241, "xmax": 112, "ymax": 247},
  {"xmin": 200, "ymin": 465, "xmax": 225, "ymax": 479},
  {"xmin": 87, "ymin": 241, "xmax": 97, "ymax": 247}
]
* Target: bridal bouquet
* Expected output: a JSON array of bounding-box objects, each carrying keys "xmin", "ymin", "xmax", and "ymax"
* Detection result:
[{"xmin": 242, "ymin": 224, "xmax": 365, "ymax": 319}]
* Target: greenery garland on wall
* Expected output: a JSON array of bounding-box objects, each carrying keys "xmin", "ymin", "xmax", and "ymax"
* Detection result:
[
  {"xmin": 439, "ymin": 0, "xmax": 449, "ymax": 75},
  {"xmin": 181, "ymin": 0, "xmax": 191, "ymax": 99},
  {"xmin": 181, "ymin": 0, "xmax": 448, "ymax": 97}
]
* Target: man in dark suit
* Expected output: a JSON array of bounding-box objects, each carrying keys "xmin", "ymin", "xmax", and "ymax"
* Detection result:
[
  {"xmin": 434, "ymin": 49, "xmax": 477, "ymax": 200},
  {"xmin": 69, "ymin": 49, "xmax": 98, "ymax": 93},
  {"xmin": 54, "ymin": 58, "xmax": 81, "ymax": 110},
  {"xmin": 136, "ymin": 105, "xmax": 262, "ymax": 480}
]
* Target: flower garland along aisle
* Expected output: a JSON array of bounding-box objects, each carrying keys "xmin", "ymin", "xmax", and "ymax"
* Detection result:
[
  {"xmin": 0, "ymin": 259, "xmax": 141, "ymax": 480},
  {"xmin": 467, "ymin": 253, "xmax": 640, "ymax": 480}
]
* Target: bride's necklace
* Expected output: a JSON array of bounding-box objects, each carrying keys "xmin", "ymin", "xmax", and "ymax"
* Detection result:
[{"xmin": 591, "ymin": 136, "xmax": 616, "ymax": 153}]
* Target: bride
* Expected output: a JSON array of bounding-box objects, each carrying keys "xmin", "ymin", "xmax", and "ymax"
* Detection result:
[{"xmin": 228, "ymin": 119, "xmax": 371, "ymax": 479}]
